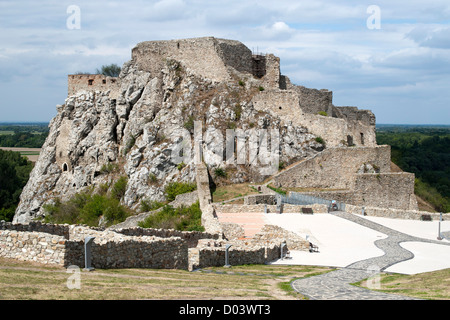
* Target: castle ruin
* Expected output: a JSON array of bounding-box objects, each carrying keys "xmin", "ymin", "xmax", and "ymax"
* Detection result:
[{"xmin": 5, "ymin": 37, "xmax": 433, "ymax": 271}]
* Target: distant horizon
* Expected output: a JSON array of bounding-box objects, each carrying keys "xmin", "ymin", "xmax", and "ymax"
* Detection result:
[{"xmin": 1, "ymin": 122, "xmax": 450, "ymax": 127}]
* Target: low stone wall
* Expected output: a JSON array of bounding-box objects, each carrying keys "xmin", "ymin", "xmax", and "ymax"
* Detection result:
[
  {"xmin": 244, "ymin": 194, "xmax": 277, "ymax": 205},
  {"xmin": 113, "ymin": 227, "xmax": 220, "ymax": 248},
  {"xmin": 346, "ymin": 204, "xmax": 450, "ymax": 221},
  {"xmin": 0, "ymin": 222, "xmax": 189, "ymax": 269},
  {"xmin": 251, "ymin": 225, "xmax": 310, "ymax": 251},
  {"xmin": 0, "ymin": 220, "xmax": 70, "ymax": 239},
  {"xmin": 193, "ymin": 242, "xmax": 281, "ymax": 269},
  {"xmin": 91, "ymin": 236, "xmax": 188, "ymax": 270},
  {"xmin": 221, "ymin": 222, "xmax": 245, "ymax": 241},
  {"xmin": 0, "ymin": 229, "xmax": 68, "ymax": 265},
  {"xmin": 213, "ymin": 203, "xmax": 328, "ymax": 214}
]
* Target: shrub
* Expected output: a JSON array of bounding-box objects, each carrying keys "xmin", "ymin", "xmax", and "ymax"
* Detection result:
[
  {"xmin": 140, "ymin": 199, "xmax": 165, "ymax": 213},
  {"xmin": 165, "ymin": 182, "xmax": 197, "ymax": 202},
  {"xmin": 111, "ymin": 176, "xmax": 128, "ymax": 200},
  {"xmin": 258, "ymin": 86, "xmax": 265, "ymax": 91},
  {"xmin": 96, "ymin": 64, "xmax": 121, "ymax": 77},
  {"xmin": 123, "ymin": 135, "xmax": 136, "ymax": 155},
  {"xmin": 138, "ymin": 201, "xmax": 204, "ymax": 231},
  {"xmin": 177, "ymin": 162, "xmax": 186, "ymax": 171},
  {"xmin": 318, "ymin": 111, "xmax": 328, "ymax": 116},
  {"xmin": 234, "ymin": 104, "xmax": 242, "ymax": 121},
  {"xmin": 214, "ymin": 167, "xmax": 227, "ymax": 178},
  {"xmin": 100, "ymin": 162, "xmax": 118, "ymax": 174},
  {"xmin": 43, "ymin": 190, "xmax": 131, "ymax": 227},
  {"xmin": 148, "ymin": 173, "xmax": 158, "ymax": 185},
  {"xmin": 315, "ymin": 137, "xmax": 325, "ymax": 145},
  {"xmin": 238, "ymin": 80, "xmax": 245, "ymax": 87},
  {"xmin": 184, "ymin": 116, "xmax": 195, "ymax": 132}
]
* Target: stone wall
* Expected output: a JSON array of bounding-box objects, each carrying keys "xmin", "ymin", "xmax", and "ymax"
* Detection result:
[
  {"xmin": 195, "ymin": 163, "xmax": 223, "ymax": 234},
  {"xmin": 244, "ymin": 194, "xmax": 277, "ymax": 205},
  {"xmin": 0, "ymin": 220, "xmax": 294, "ymax": 271},
  {"xmin": 294, "ymin": 86, "xmax": 333, "ymax": 115},
  {"xmin": 0, "ymin": 230, "xmax": 68, "ymax": 265},
  {"xmin": 0, "ymin": 222, "xmax": 189, "ymax": 269},
  {"xmin": 293, "ymin": 172, "xmax": 418, "ymax": 211},
  {"xmin": 113, "ymin": 227, "xmax": 220, "ymax": 248},
  {"xmin": 345, "ymin": 204, "xmax": 450, "ymax": 221},
  {"xmin": 336, "ymin": 106, "xmax": 376, "ymax": 128},
  {"xmin": 0, "ymin": 220, "xmax": 70, "ymax": 238},
  {"xmin": 251, "ymin": 225, "xmax": 310, "ymax": 251},
  {"xmin": 299, "ymin": 112, "xmax": 376, "ymax": 147},
  {"xmin": 192, "ymin": 242, "xmax": 281, "ymax": 269},
  {"xmin": 213, "ymin": 203, "xmax": 328, "ymax": 214},
  {"xmin": 251, "ymin": 86, "xmax": 376, "ymax": 148},
  {"xmin": 272, "ymin": 145, "xmax": 391, "ymax": 190},
  {"xmin": 352, "ymin": 172, "xmax": 418, "ymax": 210},
  {"xmin": 261, "ymin": 54, "xmax": 281, "ymax": 89},
  {"xmin": 220, "ymin": 222, "xmax": 245, "ymax": 240},
  {"xmin": 68, "ymin": 74, "xmax": 120, "ymax": 97},
  {"xmin": 132, "ymin": 37, "xmax": 254, "ymax": 83},
  {"xmin": 252, "ymin": 89, "xmax": 300, "ymax": 119}
]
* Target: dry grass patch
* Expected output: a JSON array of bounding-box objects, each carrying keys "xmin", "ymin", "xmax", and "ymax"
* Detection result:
[
  {"xmin": 0, "ymin": 258, "xmax": 332, "ymax": 300},
  {"xmin": 355, "ymin": 268, "xmax": 450, "ymax": 300},
  {"xmin": 212, "ymin": 183, "xmax": 260, "ymax": 203}
]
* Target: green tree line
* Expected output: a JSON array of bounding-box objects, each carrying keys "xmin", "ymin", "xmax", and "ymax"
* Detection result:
[
  {"xmin": 0, "ymin": 150, "xmax": 33, "ymax": 221},
  {"xmin": 0, "ymin": 131, "xmax": 48, "ymax": 148}
]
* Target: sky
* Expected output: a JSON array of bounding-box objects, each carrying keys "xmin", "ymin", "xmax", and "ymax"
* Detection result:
[{"xmin": 0, "ymin": 1, "xmax": 449, "ymax": 124}]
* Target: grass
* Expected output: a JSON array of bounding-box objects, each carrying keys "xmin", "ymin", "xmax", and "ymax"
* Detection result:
[
  {"xmin": 266, "ymin": 184, "xmax": 287, "ymax": 196},
  {"xmin": 0, "ymin": 258, "xmax": 331, "ymax": 300},
  {"xmin": 1, "ymin": 258, "xmax": 449, "ymax": 300},
  {"xmin": 353, "ymin": 268, "xmax": 450, "ymax": 300},
  {"xmin": 211, "ymin": 183, "xmax": 260, "ymax": 203}
]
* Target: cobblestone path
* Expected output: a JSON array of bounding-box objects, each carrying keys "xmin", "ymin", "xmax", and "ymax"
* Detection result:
[{"xmin": 291, "ymin": 212, "xmax": 450, "ymax": 300}]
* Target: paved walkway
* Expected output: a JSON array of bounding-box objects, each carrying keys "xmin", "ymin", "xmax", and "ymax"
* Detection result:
[{"xmin": 290, "ymin": 211, "xmax": 450, "ymax": 300}]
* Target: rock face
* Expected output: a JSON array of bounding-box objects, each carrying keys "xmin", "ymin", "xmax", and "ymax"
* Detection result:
[{"xmin": 14, "ymin": 37, "xmax": 375, "ymax": 223}]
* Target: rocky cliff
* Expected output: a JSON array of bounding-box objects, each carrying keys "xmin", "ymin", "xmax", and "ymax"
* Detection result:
[{"xmin": 13, "ymin": 37, "xmax": 373, "ymax": 223}]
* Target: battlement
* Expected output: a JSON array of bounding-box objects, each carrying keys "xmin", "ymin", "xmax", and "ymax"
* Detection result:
[{"xmin": 68, "ymin": 74, "xmax": 120, "ymax": 97}]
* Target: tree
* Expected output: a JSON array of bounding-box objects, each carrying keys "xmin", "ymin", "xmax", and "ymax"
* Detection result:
[
  {"xmin": 0, "ymin": 150, "xmax": 33, "ymax": 221},
  {"xmin": 96, "ymin": 64, "xmax": 121, "ymax": 77}
]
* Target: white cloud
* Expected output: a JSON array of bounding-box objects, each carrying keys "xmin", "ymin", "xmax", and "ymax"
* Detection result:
[
  {"xmin": 406, "ymin": 25, "xmax": 450, "ymax": 48},
  {"xmin": 0, "ymin": 0, "xmax": 449, "ymax": 123}
]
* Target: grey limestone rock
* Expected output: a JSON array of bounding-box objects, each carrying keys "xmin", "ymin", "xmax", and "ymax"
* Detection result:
[{"xmin": 14, "ymin": 37, "xmax": 349, "ymax": 223}]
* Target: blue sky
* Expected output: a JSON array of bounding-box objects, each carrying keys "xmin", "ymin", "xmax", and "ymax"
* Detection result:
[{"xmin": 1, "ymin": 1, "xmax": 449, "ymax": 124}]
